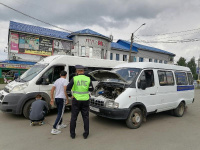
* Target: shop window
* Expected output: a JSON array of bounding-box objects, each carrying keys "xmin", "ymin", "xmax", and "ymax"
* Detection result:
[
  {"xmin": 139, "ymin": 57, "xmax": 143, "ymax": 62},
  {"xmin": 81, "ymin": 46, "xmax": 86, "ymax": 56},
  {"xmin": 164, "ymin": 60, "xmax": 167, "ymax": 64},
  {"xmin": 105, "ymin": 50, "xmax": 107, "ymax": 59},
  {"xmin": 116, "ymin": 54, "xmax": 120, "ymax": 61},
  {"xmin": 101, "ymin": 49, "xmax": 104, "ymax": 59},
  {"xmin": 89, "ymin": 47, "xmax": 93, "ymax": 58},
  {"xmin": 159, "ymin": 60, "xmax": 163, "ymax": 63},
  {"xmin": 110, "ymin": 53, "xmax": 113, "ymax": 60},
  {"xmin": 123, "ymin": 55, "xmax": 127, "ymax": 61},
  {"xmin": 154, "ymin": 59, "xmax": 158, "ymax": 63},
  {"xmin": 133, "ymin": 56, "xmax": 137, "ymax": 62},
  {"xmin": 149, "ymin": 58, "xmax": 152, "ymax": 62}
]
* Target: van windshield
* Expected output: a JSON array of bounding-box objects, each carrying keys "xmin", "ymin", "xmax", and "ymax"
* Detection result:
[
  {"xmin": 105, "ymin": 68, "xmax": 141, "ymax": 84},
  {"xmin": 17, "ymin": 63, "xmax": 48, "ymax": 82}
]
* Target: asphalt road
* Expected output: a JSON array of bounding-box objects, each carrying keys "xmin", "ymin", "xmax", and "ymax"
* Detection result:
[{"xmin": 0, "ymin": 90, "xmax": 200, "ymax": 150}]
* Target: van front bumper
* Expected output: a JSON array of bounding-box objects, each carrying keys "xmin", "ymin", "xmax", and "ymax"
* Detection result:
[
  {"xmin": 89, "ymin": 105, "xmax": 130, "ymax": 120},
  {"xmin": 0, "ymin": 91, "xmax": 25, "ymax": 114}
]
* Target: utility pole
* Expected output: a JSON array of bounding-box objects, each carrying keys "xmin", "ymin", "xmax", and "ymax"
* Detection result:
[
  {"xmin": 128, "ymin": 23, "xmax": 146, "ymax": 63},
  {"xmin": 128, "ymin": 33, "xmax": 134, "ymax": 62},
  {"xmin": 198, "ymin": 56, "xmax": 200, "ymax": 80}
]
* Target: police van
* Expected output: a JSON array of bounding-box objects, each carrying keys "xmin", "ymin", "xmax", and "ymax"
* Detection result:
[
  {"xmin": 89, "ymin": 62, "xmax": 195, "ymax": 129},
  {"xmin": 0, "ymin": 55, "xmax": 123, "ymax": 118}
]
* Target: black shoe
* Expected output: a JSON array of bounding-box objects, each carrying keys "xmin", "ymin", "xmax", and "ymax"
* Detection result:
[
  {"xmin": 83, "ymin": 133, "xmax": 88, "ymax": 139},
  {"xmin": 71, "ymin": 134, "xmax": 76, "ymax": 139}
]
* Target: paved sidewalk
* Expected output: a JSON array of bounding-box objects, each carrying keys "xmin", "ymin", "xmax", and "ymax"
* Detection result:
[{"xmin": 0, "ymin": 84, "xmax": 6, "ymax": 90}]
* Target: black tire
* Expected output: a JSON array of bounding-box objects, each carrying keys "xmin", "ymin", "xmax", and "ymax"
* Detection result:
[
  {"xmin": 173, "ymin": 102, "xmax": 185, "ymax": 117},
  {"xmin": 126, "ymin": 108, "xmax": 143, "ymax": 129},
  {"xmin": 23, "ymin": 99, "xmax": 35, "ymax": 119}
]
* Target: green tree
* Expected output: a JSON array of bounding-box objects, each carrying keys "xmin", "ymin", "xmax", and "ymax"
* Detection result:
[
  {"xmin": 177, "ymin": 57, "xmax": 187, "ymax": 66},
  {"xmin": 187, "ymin": 57, "xmax": 197, "ymax": 80}
]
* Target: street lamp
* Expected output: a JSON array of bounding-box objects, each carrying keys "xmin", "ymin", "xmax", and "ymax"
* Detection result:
[{"xmin": 128, "ymin": 23, "xmax": 146, "ymax": 62}]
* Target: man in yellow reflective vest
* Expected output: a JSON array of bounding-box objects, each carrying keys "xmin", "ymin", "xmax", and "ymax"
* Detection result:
[{"xmin": 67, "ymin": 65, "xmax": 94, "ymax": 139}]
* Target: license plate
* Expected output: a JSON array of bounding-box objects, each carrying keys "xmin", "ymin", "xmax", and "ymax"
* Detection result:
[{"xmin": 90, "ymin": 106, "xmax": 100, "ymax": 112}]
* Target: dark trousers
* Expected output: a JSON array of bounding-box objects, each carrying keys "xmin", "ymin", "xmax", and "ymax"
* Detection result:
[
  {"xmin": 70, "ymin": 99, "xmax": 89, "ymax": 137},
  {"xmin": 53, "ymin": 98, "xmax": 65, "ymax": 129}
]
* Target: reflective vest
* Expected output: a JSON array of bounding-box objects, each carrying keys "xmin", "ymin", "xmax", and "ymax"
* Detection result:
[{"xmin": 72, "ymin": 75, "xmax": 90, "ymax": 101}]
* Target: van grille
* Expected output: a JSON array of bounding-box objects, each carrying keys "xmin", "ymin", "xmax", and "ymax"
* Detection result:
[{"xmin": 90, "ymin": 99, "xmax": 104, "ymax": 107}]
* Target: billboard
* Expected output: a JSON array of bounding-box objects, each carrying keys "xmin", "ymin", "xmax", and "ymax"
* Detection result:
[
  {"xmin": 18, "ymin": 33, "xmax": 52, "ymax": 56},
  {"xmin": 9, "ymin": 32, "xmax": 72, "ymax": 56},
  {"xmin": 10, "ymin": 33, "xmax": 19, "ymax": 53},
  {"xmin": 54, "ymin": 40, "xmax": 71, "ymax": 55}
]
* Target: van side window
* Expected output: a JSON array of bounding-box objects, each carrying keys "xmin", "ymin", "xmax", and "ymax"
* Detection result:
[
  {"xmin": 187, "ymin": 72, "xmax": 193, "ymax": 85},
  {"xmin": 158, "ymin": 71, "xmax": 174, "ymax": 86},
  {"xmin": 138, "ymin": 70, "xmax": 154, "ymax": 88},
  {"xmin": 175, "ymin": 72, "xmax": 188, "ymax": 85},
  {"xmin": 43, "ymin": 66, "xmax": 64, "ymax": 84}
]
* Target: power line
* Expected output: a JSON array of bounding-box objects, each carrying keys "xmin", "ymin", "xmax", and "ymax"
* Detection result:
[
  {"xmin": 138, "ymin": 30, "xmax": 200, "ymax": 41},
  {"xmin": 0, "ymin": 2, "xmax": 73, "ymax": 33},
  {"xmin": 135, "ymin": 38, "xmax": 200, "ymax": 44},
  {"xmin": 138, "ymin": 27, "xmax": 200, "ymax": 37}
]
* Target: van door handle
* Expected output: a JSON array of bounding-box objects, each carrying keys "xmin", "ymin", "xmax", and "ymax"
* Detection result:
[{"xmin": 150, "ymin": 93, "xmax": 156, "ymax": 95}]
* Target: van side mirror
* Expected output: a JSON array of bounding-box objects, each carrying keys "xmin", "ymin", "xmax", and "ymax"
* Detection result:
[{"xmin": 42, "ymin": 76, "xmax": 50, "ymax": 85}]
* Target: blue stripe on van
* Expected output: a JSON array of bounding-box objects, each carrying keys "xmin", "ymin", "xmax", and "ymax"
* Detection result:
[{"xmin": 177, "ymin": 85, "xmax": 194, "ymax": 91}]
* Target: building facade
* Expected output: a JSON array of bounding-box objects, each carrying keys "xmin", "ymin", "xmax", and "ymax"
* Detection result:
[{"xmin": 7, "ymin": 21, "xmax": 175, "ymax": 64}]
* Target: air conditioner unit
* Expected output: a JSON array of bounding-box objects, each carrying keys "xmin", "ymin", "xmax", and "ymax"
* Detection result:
[{"xmin": 12, "ymin": 56, "xmax": 16, "ymax": 60}]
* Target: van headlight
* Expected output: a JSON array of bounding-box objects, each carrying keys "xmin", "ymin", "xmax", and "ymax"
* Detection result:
[
  {"xmin": 106, "ymin": 100, "xmax": 119, "ymax": 108},
  {"xmin": 10, "ymin": 83, "xmax": 28, "ymax": 92}
]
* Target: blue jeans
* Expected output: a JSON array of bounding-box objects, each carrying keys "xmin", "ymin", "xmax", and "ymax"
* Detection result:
[{"xmin": 53, "ymin": 98, "xmax": 65, "ymax": 129}]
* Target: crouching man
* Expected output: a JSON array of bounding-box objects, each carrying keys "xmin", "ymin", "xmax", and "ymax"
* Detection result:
[{"xmin": 29, "ymin": 94, "xmax": 49, "ymax": 126}]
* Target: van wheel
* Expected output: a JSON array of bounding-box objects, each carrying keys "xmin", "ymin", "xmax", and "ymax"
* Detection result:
[
  {"xmin": 173, "ymin": 102, "xmax": 185, "ymax": 117},
  {"xmin": 126, "ymin": 108, "xmax": 143, "ymax": 129},
  {"xmin": 23, "ymin": 99, "xmax": 35, "ymax": 119}
]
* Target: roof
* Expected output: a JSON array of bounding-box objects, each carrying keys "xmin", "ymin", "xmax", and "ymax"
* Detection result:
[
  {"xmin": 111, "ymin": 42, "xmax": 138, "ymax": 52},
  {"xmin": 0, "ymin": 60, "xmax": 36, "ymax": 65},
  {"xmin": 117, "ymin": 40, "xmax": 175, "ymax": 56},
  {"xmin": 68, "ymin": 29, "xmax": 110, "ymax": 41},
  {"xmin": 9, "ymin": 21, "xmax": 72, "ymax": 41},
  {"xmin": 115, "ymin": 62, "xmax": 190, "ymax": 71}
]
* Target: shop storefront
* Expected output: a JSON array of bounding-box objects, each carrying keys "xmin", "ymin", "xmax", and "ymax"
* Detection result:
[{"xmin": 0, "ymin": 60, "xmax": 35, "ymax": 83}]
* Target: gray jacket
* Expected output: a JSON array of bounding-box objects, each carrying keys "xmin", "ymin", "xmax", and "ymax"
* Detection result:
[{"xmin": 29, "ymin": 99, "xmax": 48, "ymax": 121}]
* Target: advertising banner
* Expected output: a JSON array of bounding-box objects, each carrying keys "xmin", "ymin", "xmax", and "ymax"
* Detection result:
[
  {"xmin": 0, "ymin": 63, "xmax": 32, "ymax": 69},
  {"xmin": 19, "ymin": 34, "xmax": 39, "ymax": 53},
  {"xmin": 10, "ymin": 33, "xmax": 19, "ymax": 53},
  {"xmin": 39, "ymin": 38, "xmax": 53, "ymax": 52},
  {"xmin": 54, "ymin": 40, "xmax": 71, "ymax": 54},
  {"xmin": 18, "ymin": 34, "xmax": 52, "ymax": 56}
]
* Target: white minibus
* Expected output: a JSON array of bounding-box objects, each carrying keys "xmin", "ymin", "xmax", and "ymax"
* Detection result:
[
  {"xmin": 0, "ymin": 55, "xmax": 123, "ymax": 118},
  {"xmin": 89, "ymin": 62, "xmax": 195, "ymax": 129}
]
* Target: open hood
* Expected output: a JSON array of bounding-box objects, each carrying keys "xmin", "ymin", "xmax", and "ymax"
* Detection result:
[{"xmin": 89, "ymin": 70, "xmax": 127, "ymax": 83}]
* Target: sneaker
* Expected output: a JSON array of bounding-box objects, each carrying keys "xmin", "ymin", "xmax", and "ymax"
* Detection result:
[
  {"xmin": 39, "ymin": 121, "xmax": 44, "ymax": 126},
  {"xmin": 57, "ymin": 124, "xmax": 67, "ymax": 129},
  {"xmin": 51, "ymin": 129, "xmax": 61, "ymax": 135},
  {"xmin": 30, "ymin": 122, "xmax": 37, "ymax": 126}
]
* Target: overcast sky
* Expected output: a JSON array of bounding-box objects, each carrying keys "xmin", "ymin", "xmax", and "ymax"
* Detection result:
[{"xmin": 0, "ymin": 0, "xmax": 200, "ymax": 63}]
